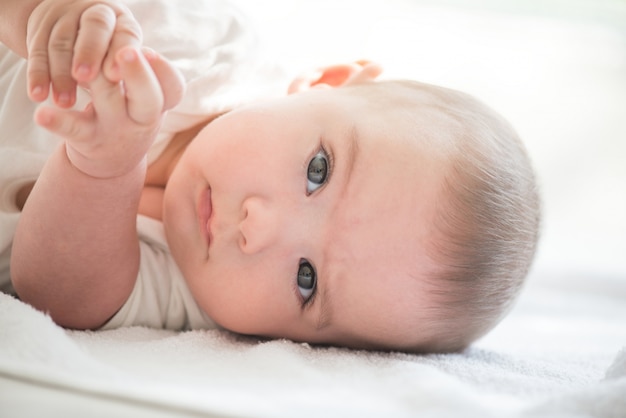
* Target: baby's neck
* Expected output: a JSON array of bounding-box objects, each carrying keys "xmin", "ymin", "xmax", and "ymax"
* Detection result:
[{"xmin": 144, "ymin": 122, "xmax": 206, "ymax": 188}]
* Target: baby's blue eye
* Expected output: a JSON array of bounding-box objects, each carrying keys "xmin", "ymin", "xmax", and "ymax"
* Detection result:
[
  {"xmin": 297, "ymin": 259, "xmax": 317, "ymax": 301},
  {"xmin": 306, "ymin": 150, "xmax": 328, "ymax": 194}
]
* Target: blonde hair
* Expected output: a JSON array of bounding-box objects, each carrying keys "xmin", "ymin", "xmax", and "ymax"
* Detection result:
[{"xmin": 351, "ymin": 80, "xmax": 541, "ymax": 352}]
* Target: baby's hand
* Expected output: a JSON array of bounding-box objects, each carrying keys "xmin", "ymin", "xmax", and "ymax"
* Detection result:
[
  {"xmin": 26, "ymin": 0, "xmax": 142, "ymax": 108},
  {"xmin": 34, "ymin": 47, "xmax": 184, "ymax": 179}
]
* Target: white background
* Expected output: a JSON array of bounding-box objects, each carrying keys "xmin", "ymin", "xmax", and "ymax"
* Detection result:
[{"xmin": 234, "ymin": 0, "xmax": 626, "ymax": 282}]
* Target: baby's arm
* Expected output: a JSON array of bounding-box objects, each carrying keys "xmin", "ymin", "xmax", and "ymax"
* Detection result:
[
  {"xmin": 0, "ymin": 0, "xmax": 41, "ymax": 54},
  {"xmin": 11, "ymin": 47, "xmax": 184, "ymax": 329}
]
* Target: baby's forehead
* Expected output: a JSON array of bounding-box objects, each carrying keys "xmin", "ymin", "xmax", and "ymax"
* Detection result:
[
  {"xmin": 321, "ymin": 135, "xmax": 446, "ymax": 287},
  {"xmin": 319, "ymin": 254, "xmax": 444, "ymax": 351},
  {"xmin": 343, "ymin": 82, "xmax": 470, "ymax": 150}
]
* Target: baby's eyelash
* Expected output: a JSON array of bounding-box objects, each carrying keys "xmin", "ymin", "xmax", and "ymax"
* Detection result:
[
  {"xmin": 303, "ymin": 139, "xmax": 334, "ymax": 178},
  {"xmin": 313, "ymin": 141, "xmax": 334, "ymax": 191},
  {"xmin": 304, "ymin": 141, "xmax": 334, "ymax": 195},
  {"xmin": 321, "ymin": 142, "xmax": 335, "ymax": 183},
  {"xmin": 302, "ymin": 284, "xmax": 318, "ymax": 310}
]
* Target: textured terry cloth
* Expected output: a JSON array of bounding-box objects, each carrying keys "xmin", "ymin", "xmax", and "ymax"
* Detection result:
[
  {"xmin": 100, "ymin": 216, "xmax": 217, "ymax": 331},
  {"xmin": 0, "ymin": 271, "xmax": 625, "ymax": 417}
]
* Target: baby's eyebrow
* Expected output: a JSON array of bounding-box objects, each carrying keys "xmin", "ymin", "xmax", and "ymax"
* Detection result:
[
  {"xmin": 340, "ymin": 125, "xmax": 360, "ymax": 198},
  {"xmin": 315, "ymin": 125, "xmax": 359, "ymax": 331},
  {"xmin": 316, "ymin": 283, "xmax": 333, "ymax": 331}
]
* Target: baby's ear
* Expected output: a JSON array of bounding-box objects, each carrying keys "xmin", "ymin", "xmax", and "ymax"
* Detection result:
[{"xmin": 288, "ymin": 61, "xmax": 383, "ymax": 94}]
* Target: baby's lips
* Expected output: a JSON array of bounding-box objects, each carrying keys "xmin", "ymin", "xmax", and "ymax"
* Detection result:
[{"xmin": 198, "ymin": 187, "xmax": 213, "ymax": 248}]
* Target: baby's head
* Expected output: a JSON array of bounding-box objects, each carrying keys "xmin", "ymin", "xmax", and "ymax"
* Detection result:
[
  {"xmin": 164, "ymin": 69, "xmax": 540, "ymax": 353},
  {"xmin": 313, "ymin": 79, "xmax": 540, "ymax": 352},
  {"xmin": 373, "ymin": 80, "xmax": 541, "ymax": 352}
]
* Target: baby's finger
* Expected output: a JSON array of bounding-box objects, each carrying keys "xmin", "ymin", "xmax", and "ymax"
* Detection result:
[
  {"xmin": 142, "ymin": 48, "xmax": 185, "ymax": 111},
  {"xmin": 26, "ymin": 15, "xmax": 65, "ymax": 103},
  {"xmin": 347, "ymin": 62, "xmax": 383, "ymax": 84},
  {"xmin": 102, "ymin": 10, "xmax": 142, "ymax": 83},
  {"xmin": 26, "ymin": 6, "xmax": 56, "ymax": 102},
  {"xmin": 116, "ymin": 47, "xmax": 162, "ymax": 125},
  {"xmin": 34, "ymin": 104, "xmax": 95, "ymax": 142},
  {"xmin": 26, "ymin": 43, "xmax": 51, "ymax": 102},
  {"xmin": 71, "ymin": 4, "xmax": 117, "ymax": 83},
  {"xmin": 47, "ymin": 15, "xmax": 80, "ymax": 108}
]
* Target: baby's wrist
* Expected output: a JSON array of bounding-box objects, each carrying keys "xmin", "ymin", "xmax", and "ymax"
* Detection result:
[{"xmin": 64, "ymin": 142, "xmax": 148, "ymax": 180}]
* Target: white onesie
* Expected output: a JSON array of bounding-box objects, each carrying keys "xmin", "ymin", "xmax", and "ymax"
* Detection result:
[{"xmin": 0, "ymin": 0, "xmax": 288, "ymax": 330}]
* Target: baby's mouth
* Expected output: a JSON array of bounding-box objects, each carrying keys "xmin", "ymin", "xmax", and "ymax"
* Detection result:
[{"xmin": 198, "ymin": 187, "xmax": 212, "ymax": 248}]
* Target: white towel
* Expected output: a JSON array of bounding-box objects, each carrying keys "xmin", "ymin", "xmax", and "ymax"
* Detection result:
[{"xmin": 1, "ymin": 270, "xmax": 624, "ymax": 417}]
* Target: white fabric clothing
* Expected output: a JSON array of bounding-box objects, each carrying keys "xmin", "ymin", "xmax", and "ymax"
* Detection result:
[
  {"xmin": 0, "ymin": 45, "xmax": 58, "ymax": 294},
  {"xmin": 0, "ymin": 0, "xmax": 288, "ymax": 328},
  {"xmin": 101, "ymin": 216, "xmax": 216, "ymax": 330}
]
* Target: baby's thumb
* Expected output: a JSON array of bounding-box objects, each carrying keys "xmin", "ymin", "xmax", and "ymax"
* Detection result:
[
  {"xmin": 142, "ymin": 48, "xmax": 185, "ymax": 111},
  {"xmin": 34, "ymin": 104, "xmax": 94, "ymax": 142}
]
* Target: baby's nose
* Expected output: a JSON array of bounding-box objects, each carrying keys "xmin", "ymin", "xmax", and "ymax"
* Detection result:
[{"xmin": 238, "ymin": 196, "xmax": 284, "ymax": 255}]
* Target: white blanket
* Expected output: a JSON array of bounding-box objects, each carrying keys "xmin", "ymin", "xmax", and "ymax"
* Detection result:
[{"xmin": 1, "ymin": 270, "xmax": 625, "ymax": 417}]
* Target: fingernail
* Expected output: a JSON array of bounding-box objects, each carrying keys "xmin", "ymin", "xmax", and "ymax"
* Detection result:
[
  {"xmin": 36, "ymin": 110, "xmax": 52, "ymax": 126},
  {"xmin": 141, "ymin": 47, "xmax": 157, "ymax": 61},
  {"xmin": 58, "ymin": 92, "xmax": 71, "ymax": 106},
  {"xmin": 31, "ymin": 85, "xmax": 43, "ymax": 97},
  {"xmin": 122, "ymin": 49, "xmax": 136, "ymax": 63},
  {"xmin": 76, "ymin": 64, "xmax": 91, "ymax": 79}
]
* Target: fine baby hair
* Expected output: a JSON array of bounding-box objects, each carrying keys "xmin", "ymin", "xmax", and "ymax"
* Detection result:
[{"xmin": 341, "ymin": 79, "xmax": 540, "ymax": 352}]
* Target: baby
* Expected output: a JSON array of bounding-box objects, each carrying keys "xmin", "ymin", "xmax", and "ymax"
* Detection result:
[{"xmin": 3, "ymin": 0, "xmax": 540, "ymax": 353}]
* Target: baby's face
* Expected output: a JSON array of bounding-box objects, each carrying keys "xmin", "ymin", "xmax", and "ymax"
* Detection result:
[{"xmin": 164, "ymin": 85, "xmax": 449, "ymax": 349}]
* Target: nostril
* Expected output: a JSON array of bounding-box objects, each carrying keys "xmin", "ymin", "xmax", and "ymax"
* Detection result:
[
  {"xmin": 240, "ymin": 202, "xmax": 249, "ymax": 222},
  {"xmin": 238, "ymin": 196, "xmax": 276, "ymax": 254}
]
